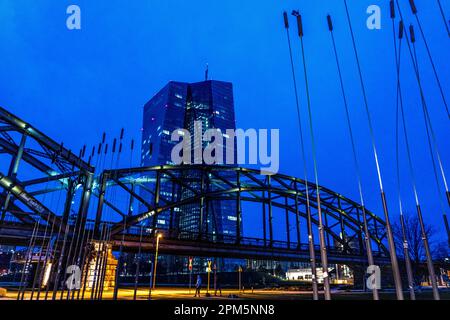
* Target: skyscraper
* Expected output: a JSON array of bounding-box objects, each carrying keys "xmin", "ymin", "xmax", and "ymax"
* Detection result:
[{"xmin": 140, "ymin": 80, "xmax": 239, "ymax": 240}]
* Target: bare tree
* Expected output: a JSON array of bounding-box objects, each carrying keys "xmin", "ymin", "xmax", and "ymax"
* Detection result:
[
  {"xmin": 392, "ymin": 213, "xmax": 449, "ymax": 285},
  {"xmin": 433, "ymin": 241, "xmax": 449, "ymax": 261},
  {"xmin": 392, "ymin": 213, "xmax": 436, "ymax": 264}
]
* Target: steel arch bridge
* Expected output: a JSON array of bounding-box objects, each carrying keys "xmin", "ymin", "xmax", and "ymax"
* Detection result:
[{"xmin": 0, "ymin": 106, "xmax": 390, "ymax": 265}]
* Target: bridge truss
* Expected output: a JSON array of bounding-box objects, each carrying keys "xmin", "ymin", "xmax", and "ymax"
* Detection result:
[
  {"xmin": 0, "ymin": 105, "xmax": 394, "ymax": 298},
  {"xmin": 96, "ymin": 165, "xmax": 389, "ymax": 259}
]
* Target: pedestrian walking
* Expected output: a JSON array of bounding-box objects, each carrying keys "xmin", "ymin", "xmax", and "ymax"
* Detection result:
[{"xmin": 194, "ymin": 274, "xmax": 202, "ymax": 297}]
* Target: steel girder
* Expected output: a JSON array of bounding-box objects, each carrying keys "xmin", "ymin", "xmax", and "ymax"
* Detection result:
[
  {"xmin": 0, "ymin": 106, "xmax": 94, "ymax": 231},
  {"xmin": 96, "ymin": 165, "xmax": 389, "ymax": 256},
  {"xmin": 0, "ymin": 106, "xmax": 390, "ymax": 260}
]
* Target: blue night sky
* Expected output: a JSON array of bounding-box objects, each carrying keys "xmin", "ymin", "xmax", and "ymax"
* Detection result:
[{"xmin": 0, "ymin": 1, "xmax": 449, "ymax": 241}]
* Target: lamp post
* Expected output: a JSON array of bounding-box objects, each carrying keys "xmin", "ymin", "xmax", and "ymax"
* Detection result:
[
  {"xmin": 207, "ymin": 260, "xmax": 212, "ymax": 294},
  {"xmin": 213, "ymin": 262, "xmax": 217, "ymax": 295},
  {"xmin": 188, "ymin": 257, "xmax": 193, "ymax": 294},
  {"xmin": 238, "ymin": 266, "xmax": 242, "ymax": 293},
  {"xmin": 152, "ymin": 233, "xmax": 162, "ymax": 289}
]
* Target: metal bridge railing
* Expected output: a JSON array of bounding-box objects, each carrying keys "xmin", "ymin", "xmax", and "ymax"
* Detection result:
[{"xmin": 0, "ymin": 215, "xmax": 387, "ymax": 258}]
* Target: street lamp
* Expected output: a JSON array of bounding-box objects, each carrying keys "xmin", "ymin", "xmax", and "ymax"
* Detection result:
[
  {"xmin": 152, "ymin": 233, "xmax": 162, "ymax": 289},
  {"xmin": 238, "ymin": 265, "xmax": 242, "ymax": 293},
  {"xmin": 207, "ymin": 260, "xmax": 212, "ymax": 294}
]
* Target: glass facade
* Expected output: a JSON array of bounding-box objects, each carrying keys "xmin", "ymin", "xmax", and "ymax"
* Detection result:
[{"xmin": 140, "ymin": 80, "xmax": 239, "ymax": 239}]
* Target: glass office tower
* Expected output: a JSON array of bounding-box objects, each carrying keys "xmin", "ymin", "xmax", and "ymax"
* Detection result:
[{"xmin": 140, "ymin": 80, "xmax": 239, "ymax": 240}]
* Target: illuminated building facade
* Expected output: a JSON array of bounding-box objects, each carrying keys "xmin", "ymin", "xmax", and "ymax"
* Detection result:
[{"xmin": 140, "ymin": 80, "xmax": 240, "ymax": 239}]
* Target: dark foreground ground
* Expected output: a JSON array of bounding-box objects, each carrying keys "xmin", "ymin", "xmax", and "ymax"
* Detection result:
[{"xmin": 2, "ymin": 287, "xmax": 449, "ymax": 300}]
